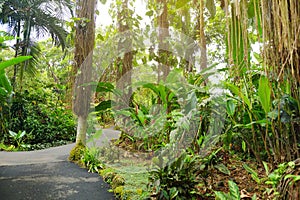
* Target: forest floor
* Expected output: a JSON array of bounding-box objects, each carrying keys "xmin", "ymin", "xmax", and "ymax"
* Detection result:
[
  {"xmin": 196, "ymin": 150, "xmax": 273, "ymax": 199},
  {"xmin": 101, "ymin": 138, "xmax": 275, "ymax": 200}
]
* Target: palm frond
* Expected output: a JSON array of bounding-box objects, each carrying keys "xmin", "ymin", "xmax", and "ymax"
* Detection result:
[
  {"xmin": 18, "ymin": 40, "xmax": 41, "ymax": 78},
  {"xmin": 32, "ymin": 10, "xmax": 68, "ymax": 50}
]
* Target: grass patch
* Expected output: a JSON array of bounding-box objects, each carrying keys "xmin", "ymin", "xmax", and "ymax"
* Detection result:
[{"xmin": 98, "ymin": 146, "xmax": 151, "ymax": 199}]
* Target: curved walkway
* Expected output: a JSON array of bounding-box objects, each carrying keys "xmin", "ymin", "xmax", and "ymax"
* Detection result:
[{"xmin": 0, "ymin": 128, "xmax": 120, "ymax": 200}]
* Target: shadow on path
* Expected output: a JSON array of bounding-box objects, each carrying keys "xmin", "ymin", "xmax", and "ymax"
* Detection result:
[{"xmin": 0, "ymin": 128, "xmax": 120, "ymax": 200}]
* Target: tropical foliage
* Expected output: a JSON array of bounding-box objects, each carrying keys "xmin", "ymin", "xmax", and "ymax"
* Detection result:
[
  {"xmin": 0, "ymin": 0, "xmax": 73, "ymax": 90},
  {"xmin": 0, "ymin": 0, "xmax": 299, "ymax": 199}
]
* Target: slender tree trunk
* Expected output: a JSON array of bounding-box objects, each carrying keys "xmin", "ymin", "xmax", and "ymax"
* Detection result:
[
  {"xmin": 12, "ymin": 20, "xmax": 21, "ymax": 91},
  {"xmin": 116, "ymin": 0, "xmax": 133, "ymax": 108},
  {"xmin": 157, "ymin": 0, "xmax": 170, "ymax": 82},
  {"xmin": 19, "ymin": 13, "xmax": 32, "ymax": 92},
  {"xmin": 199, "ymin": 0, "xmax": 207, "ymax": 72},
  {"xmin": 73, "ymin": 0, "xmax": 96, "ymax": 145}
]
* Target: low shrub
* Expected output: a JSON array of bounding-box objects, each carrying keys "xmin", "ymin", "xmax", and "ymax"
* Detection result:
[
  {"xmin": 69, "ymin": 142, "xmax": 86, "ymax": 162},
  {"xmin": 9, "ymin": 92, "xmax": 76, "ymax": 146},
  {"xmin": 148, "ymin": 153, "xmax": 200, "ymax": 199}
]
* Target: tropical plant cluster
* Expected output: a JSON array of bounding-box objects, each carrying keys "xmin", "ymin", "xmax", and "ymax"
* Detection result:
[
  {"xmin": 0, "ymin": 0, "xmax": 75, "ymax": 151},
  {"xmin": 1, "ymin": 0, "xmax": 300, "ymax": 199},
  {"xmin": 92, "ymin": 0, "xmax": 300, "ymax": 199}
]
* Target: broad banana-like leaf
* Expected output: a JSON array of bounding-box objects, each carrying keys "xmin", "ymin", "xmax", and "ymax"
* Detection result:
[
  {"xmin": 225, "ymin": 82, "xmax": 251, "ymax": 110},
  {"xmin": 258, "ymin": 76, "xmax": 271, "ymax": 114},
  {"xmin": 0, "ymin": 56, "xmax": 32, "ymax": 72},
  {"xmin": 0, "ymin": 73, "xmax": 12, "ymax": 93}
]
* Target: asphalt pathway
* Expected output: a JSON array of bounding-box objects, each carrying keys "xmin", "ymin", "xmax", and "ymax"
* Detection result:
[{"xmin": 0, "ymin": 127, "xmax": 120, "ymax": 200}]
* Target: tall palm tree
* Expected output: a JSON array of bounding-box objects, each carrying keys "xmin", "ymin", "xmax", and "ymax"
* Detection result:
[{"xmin": 0, "ymin": 0, "xmax": 73, "ymax": 89}]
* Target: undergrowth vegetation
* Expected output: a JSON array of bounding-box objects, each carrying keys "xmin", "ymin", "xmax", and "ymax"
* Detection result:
[
  {"xmin": 89, "ymin": 1, "xmax": 300, "ymax": 199},
  {"xmin": 0, "ymin": 34, "xmax": 75, "ymax": 151},
  {"xmin": 0, "ymin": 0, "xmax": 299, "ymax": 199}
]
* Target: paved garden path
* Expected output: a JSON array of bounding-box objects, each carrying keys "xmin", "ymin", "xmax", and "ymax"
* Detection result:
[{"xmin": 0, "ymin": 127, "xmax": 120, "ymax": 200}]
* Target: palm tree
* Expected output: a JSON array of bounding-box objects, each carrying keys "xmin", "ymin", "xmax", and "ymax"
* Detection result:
[{"xmin": 0, "ymin": 0, "xmax": 73, "ymax": 89}]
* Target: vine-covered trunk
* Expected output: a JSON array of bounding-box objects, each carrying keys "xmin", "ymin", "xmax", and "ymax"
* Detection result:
[
  {"xmin": 199, "ymin": 0, "xmax": 207, "ymax": 72},
  {"xmin": 72, "ymin": 0, "xmax": 96, "ymax": 145},
  {"xmin": 157, "ymin": 0, "xmax": 170, "ymax": 82},
  {"xmin": 116, "ymin": 0, "xmax": 133, "ymax": 109}
]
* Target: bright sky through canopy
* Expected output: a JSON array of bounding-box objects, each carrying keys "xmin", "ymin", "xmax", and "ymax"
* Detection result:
[{"xmin": 96, "ymin": 0, "xmax": 148, "ymax": 28}]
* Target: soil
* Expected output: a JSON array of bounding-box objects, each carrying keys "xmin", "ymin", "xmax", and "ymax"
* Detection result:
[{"xmin": 196, "ymin": 149, "xmax": 274, "ymax": 199}]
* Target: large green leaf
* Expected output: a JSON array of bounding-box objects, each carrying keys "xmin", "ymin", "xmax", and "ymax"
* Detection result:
[
  {"xmin": 95, "ymin": 100, "xmax": 112, "ymax": 112},
  {"xmin": 136, "ymin": 109, "xmax": 146, "ymax": 126},
  {"xmin": 225, "ymin": 82, "xmax": 251, "ymax": 109},
  {"xmin": 169, "ymin": 187, "xmax": 178, "ymax": 199},
  {"xmin": 243, "ymin": 163, "xmax": 261, "ymax": 184},
  {"xmin": 258, "ymin": 76, "xmax": 271, "ymax": 114},
  {"xmin": 115, "ymin": 110, "xmax": 132, "ymax": 117},
  {"xmin": 0, "ymin": 35, "xmax": 14, "ymax": 44},
  {"xmin": 139, "ymin": 82, "xmax": 169, "ymax": 106},
  {"xmin": 214, "ymin": 191, "xmax": 230, "ymax": 200},
  {"xmin": 226, "ymin": 99, "xmax": 236, "ymax": 116},
  {"xmin": 96, "ymin": 82, "xmax": 115, "ymax": 93},
  {"xmin": 215, "ymin": 163, "xmax": 231, "ymax": 175},
  {"xmin": 0, "ymin": 56, "xmax": 32, "ymax": 72},
  {"xmin": 0, "ymin": 73, "xmax": 12, "ymax": 93},
  {"xmin": 0, "ymin": 87, "xmax": 8, "ymax": 97},
  {"xmin": 228, "ymin": 180, "xmax": 241, "ymax": 199}
]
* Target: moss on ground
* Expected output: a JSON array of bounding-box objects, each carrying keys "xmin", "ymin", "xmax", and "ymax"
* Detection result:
[
  {"xmin": 99, "ymin": 162, "xmax": 149, "ymax": 199},
  {"xmin": 68, "ymin": 142, "xmax": 86, "ymax": 162}
]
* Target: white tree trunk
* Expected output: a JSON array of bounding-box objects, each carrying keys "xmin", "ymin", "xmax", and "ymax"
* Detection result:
[{"xmin": 76, "ymin": 115, "xmax": 87, "ymax": 145}]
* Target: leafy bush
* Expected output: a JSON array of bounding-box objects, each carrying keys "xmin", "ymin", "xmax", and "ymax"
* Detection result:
[
  {"xmin": 224, "ymin": 74, "xmax": 300, "ymax": 164},
  {"xmin": 0, "ymin": 49, "xmax": 76, "ymax": 148},
  {"xmin": 148, "ymin": 153, "xmax": 200, "ymax": 199},
  {"xmin": 8, "ymin": 89, "xmax": 76, "ymax": 146},
  {"xmin": 0, "ymin": 32, "xmax": 32, "ymax": 142}
]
